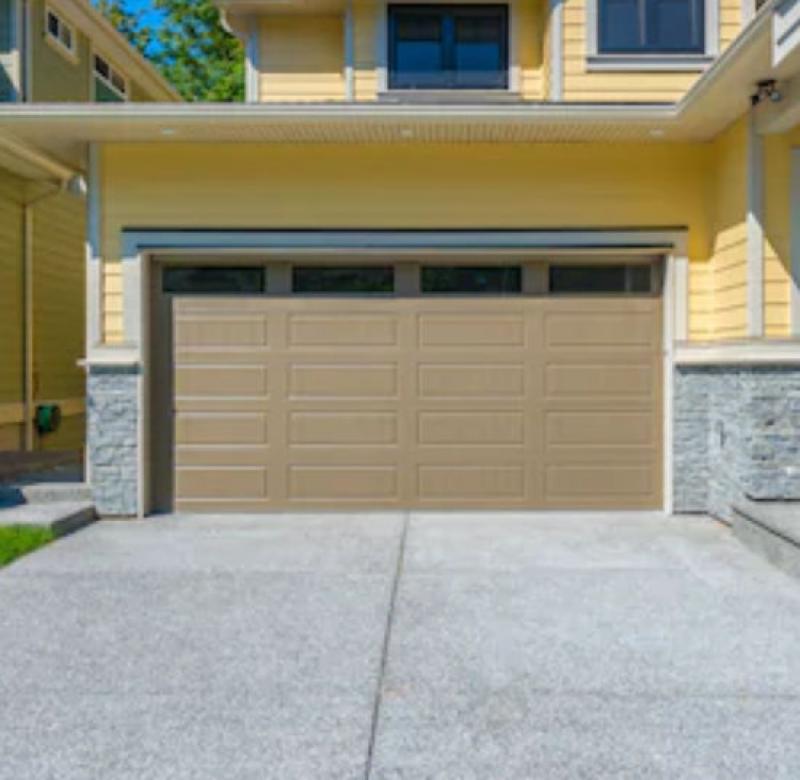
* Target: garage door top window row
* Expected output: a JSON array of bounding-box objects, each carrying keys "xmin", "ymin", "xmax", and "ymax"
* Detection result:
[{"xmin": 162, "ymin": 263, "xmax": 658, "ymax": 296}]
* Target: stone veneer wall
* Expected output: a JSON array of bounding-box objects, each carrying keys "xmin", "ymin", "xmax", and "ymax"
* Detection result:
[
  {"xmin": 87, "ymin": 366, "xmax": 139, "ymax": 516},
  {"xmin": 674, "ymin": 365, "xmax": 800, "ymax": 520}
]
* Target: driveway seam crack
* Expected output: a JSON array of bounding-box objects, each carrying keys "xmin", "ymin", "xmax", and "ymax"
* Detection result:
[{"xmin": 364, "ymin": 511, "xmax": 410, "ymax": 780}]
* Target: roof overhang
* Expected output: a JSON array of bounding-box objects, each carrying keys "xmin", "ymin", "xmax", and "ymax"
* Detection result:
[{"xmin": 0, "ymin": 0, "xmax": 795, "ymax": 172}]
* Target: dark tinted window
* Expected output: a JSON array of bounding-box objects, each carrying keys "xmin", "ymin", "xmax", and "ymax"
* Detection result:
[
  {"xmin": 293, "ymin": 266, "xmax": 395, "ymax": 294},
  {"xmin": 389, "ymin": 5, "xmax": 508, "ymax": 89},
  {"xmin": 599, "ymin": 0, "xmax": 704, "ymax": 54},
  {"xmin": 163, "ymin": 267, "xmax": 265, "ymax": 294},
  {"xmin": 422, "ymin": 265, "xmax": 521, "ymax": 294},
  {"xmin": 550, "ymin": 265, "xmax": 656, "ymax": 294}
]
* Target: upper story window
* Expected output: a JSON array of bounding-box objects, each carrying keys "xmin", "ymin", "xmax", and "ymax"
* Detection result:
[
  {"xmin": 598, "ymin": 0, "xmax": 705, "ymax": 54},
  {"xmin": 45, "ymin": 7, "xmax": 76, "ymax": 58},
  {"xmin": 93, "ymin": 53, "xmax": 128, "ymax": 101},
  {"xmin": 388, "ymin": 5, "xmax": 508, "ymax": 90}
]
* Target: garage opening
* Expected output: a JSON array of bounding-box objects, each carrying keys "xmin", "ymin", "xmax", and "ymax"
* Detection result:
[{"xmin": 151, "ymin": 257, "xmax": 663, "ymax": 512}]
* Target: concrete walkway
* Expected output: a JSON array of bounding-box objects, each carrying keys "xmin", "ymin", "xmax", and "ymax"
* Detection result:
[{"xmin": 2, "ymin": 513, "xmax": 800, "ymax": 779}]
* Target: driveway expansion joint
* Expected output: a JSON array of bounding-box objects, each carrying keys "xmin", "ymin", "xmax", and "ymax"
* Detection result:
[{"xmin": 364, "ymin": 511, "xmax": 410, "ymax": 780}]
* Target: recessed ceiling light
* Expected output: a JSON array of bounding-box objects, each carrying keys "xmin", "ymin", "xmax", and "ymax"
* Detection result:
[
  {"xmin": 160, "ymin": 128, "xmax": 177, "ymax": 137},
  {"xmin": 649, "ymin": 128, "xmax": 665, "ymax": 138},
  {"xmin": 399, "ymin": 128, "xmax": 414, "ymax": 139}
]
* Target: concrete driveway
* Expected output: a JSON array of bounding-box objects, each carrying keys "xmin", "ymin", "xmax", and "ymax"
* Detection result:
[{"xmin": 2, "ymin": 513, "xmax": 800, "ymax": 779}]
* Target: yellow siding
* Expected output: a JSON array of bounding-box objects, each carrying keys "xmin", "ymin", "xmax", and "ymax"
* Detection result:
[
  {"xmin": 100, "ymin": 142, "xmax": 714, "ymax": 342},
  {"xmin": 762, "ymin": 127, "xmax": 800, "ymax": 338},
  {"xmin": 519, "ymin": 0, "xmax": 545, "ymax": 99},
  {"xmin": 259, "ymin": 16, "xmax": 345, "ymax": 102},
  {"xmin": 705, "ymin": 116, "xmax": 748, "ymax": 340},
  {"xmin": 561, "ymin": 0, "xmax": 742, "ymax": 102}
]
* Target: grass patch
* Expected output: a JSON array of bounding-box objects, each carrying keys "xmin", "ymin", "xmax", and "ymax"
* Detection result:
[{"xmin": 0, "ymin": 525, "xmax": 55, "ymax": 567}]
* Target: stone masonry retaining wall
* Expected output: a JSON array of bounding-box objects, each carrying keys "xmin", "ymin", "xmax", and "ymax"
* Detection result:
[{"xmin": 674, "ymin": 365, "xmax": 800, "ymax": 520}]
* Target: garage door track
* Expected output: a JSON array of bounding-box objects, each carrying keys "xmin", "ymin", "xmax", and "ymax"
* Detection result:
[{"xmin": 2, "ymin": 512, "xmax": 800, "ymax": 779}]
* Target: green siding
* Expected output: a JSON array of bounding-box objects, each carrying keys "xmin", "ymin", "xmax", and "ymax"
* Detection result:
[
  {"xmin": 32, "ymin": 189, "xmax": 85, "ymax": 402},
  {"xmin": 0, "ymin": 169, "xmax": 23, "ymax": 406},
  {"xmin": 30, "ymin": 0, "xmax": 91, "ymax": 102}
]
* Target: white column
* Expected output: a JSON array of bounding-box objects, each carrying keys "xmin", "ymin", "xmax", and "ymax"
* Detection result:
[
  {"xmin": 245, "ymin": 17, "xmax": 261, "ymax": 103},
  {"xmin": 549, "ymin": 0, "xmax": 563, "ymax": 101},
  {"xmin": 790, "ymin": 148, "xmax": 800, "ymax": 335},
  {"xmin": 344, "ymin": 0, "xmax": 355, "ymax": 100}
]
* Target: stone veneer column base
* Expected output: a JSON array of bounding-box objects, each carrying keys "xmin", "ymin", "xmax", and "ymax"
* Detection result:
[
  {"xmin": 674, "ymin": 365, "xmax": 800, "ymax": 521},
  {"xmin": 87, "ymin": 365, "xmax": 139, "ymax": 516}
]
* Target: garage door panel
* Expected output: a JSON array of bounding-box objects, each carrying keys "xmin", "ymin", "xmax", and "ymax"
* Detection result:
[
  {"xmin": 175, "ymin": 365, "xmax": 269, "ymax": 398},
  {"xmin": 418, "ymin": 314, "xmax": 527, "ymax": 348},
  {"xmin": 417, "ymin": 411, "xmax": 525, "ymax": 445},
  {"xmin": 545, "ymin": 311, "xmax": 658, "ymax": 349},
  {"xmin": 418, "ymin": 465, "xmax": 527, "ymax": 501},
  {"xmin": 289, "ymin": 364, "xmax": 399, "ymax": 399},
  {"xmin": 545, "ymin": 363, "xmax": 656, "ymax": 401},
  {"xmin": 175, "ymin": 447, "xmax": 272, "ymax": 467},
  {"xmin": 175, "ymin": 316, "xmax": 269, "ymax": 348},
  {"xmin": 546, "ymin": 411, "xmax": 654, "ymax": 446},
  {"xmin": 289, "ymin": 411, "xmax": 399, "ymax": 445},
  {"xmin": 418, "ymin": 364, "xmax": 526, "ymax": 399},
  {"xmin": 176, "ymin": 412, "xmax": 268, "ymax": 445},
  {"xmin": 288, "ymin": 314, "xmax": 398, "ymax": 347},
  {"xmin": 545, "ymin": 464, "xmax": 656, "ymax": 501},
  {"xmin": 288, "ymin": 466, "xmax": 399, "ymax": 501},
  {"xmin": 176, "ymin": 466, "xmax": 269, "ymax": 500}
]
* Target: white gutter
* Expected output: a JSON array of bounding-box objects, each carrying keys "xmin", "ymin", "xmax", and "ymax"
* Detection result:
[{"xmin": 0, "ymin": 135, "xmax": 80, "ymax": 181}]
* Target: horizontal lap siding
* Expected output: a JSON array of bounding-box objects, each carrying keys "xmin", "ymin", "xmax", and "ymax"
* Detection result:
[
  {"xmin": 562, "ymin": 0, "xmax": 742, "ymax": 102},
  {"xmin": 32, "ymin": 191, "xmax": 85, "ymax": 402},
  {"xmin": 260, "ymin": 16, "xmax": 345, "ymax": 102},
  {"xmin": 100, "ymin": 142, "xmax": 711, "ymax": 342},
  {"xmin": 762, "ymin": 129, "xmax": 799, "ymax": 338},
  {"xmin": 519, "ymin": 0, "xmax": 545, "ymax": 99},
  {"xmin": 354, "ymin": 0, "xmax": 378, "ymax": 99},
  {"xmin": 707, "ymin": 117, "xmax": 748, "ymax": 340},
  {"xmin": 0, "ymin": 169, "xmax": 23, "ymax": 406}
]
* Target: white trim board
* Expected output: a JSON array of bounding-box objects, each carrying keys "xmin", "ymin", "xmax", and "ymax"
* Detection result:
[{"xmin": 109, "ymin": 227, "xmax": 689, "ymax": 517}]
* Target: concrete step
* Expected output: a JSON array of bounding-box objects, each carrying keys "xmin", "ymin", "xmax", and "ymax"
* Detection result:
[
  {"xmin": 0, "ymin": 502, "xmax": 96, "ymax": 537},
  {"xmin": 0, "ymin": 481, "xmax": 92, "ymax": 506},
  {"xmin": 732, "ymin": 502, "xmax": 800, "ymax": 579}
]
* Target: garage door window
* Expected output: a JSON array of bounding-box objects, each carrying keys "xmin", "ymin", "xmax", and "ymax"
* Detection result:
[
  {"xmin": 549, "ymin": 264, "xmax": 653, "ymax": 294},
  {"xmin": 162, "ymin": 267, "xmax": 266, "ymax": 294},
  {"xmin": 422, "ymin": 265, "xmax": 522, "ymax": 294},
  {"xmin": 293, "ymin": 266, "xmax": 395, "ymax": 294}
]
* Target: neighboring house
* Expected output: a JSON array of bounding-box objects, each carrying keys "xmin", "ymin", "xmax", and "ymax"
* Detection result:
[
  {"xmin": 1, "ymin": 0, "xmax": 799, "ymax": 520},
  {"xmin": 0, "ymin": 0, "xmax": 179, "ymax": 454}
]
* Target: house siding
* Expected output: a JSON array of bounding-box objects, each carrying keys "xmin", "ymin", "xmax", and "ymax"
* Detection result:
[
  {"xmin": 560, "ymin": 0, "xmax": 742, "ymax": 102},
  {"xmin": 259, "ymin": 15, "xmax": 345, "ymax": 102},
  {"xmin": 99, "ymin": 141, "xmax": 713, "ymax": 342}
]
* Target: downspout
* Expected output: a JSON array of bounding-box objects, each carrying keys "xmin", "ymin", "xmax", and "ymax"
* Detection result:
[{"xmin": 22, "ymin": 185, "xmax": 60, "ymax": 450}]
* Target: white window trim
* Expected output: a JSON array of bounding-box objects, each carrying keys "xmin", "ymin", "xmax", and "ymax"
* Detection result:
[
  {"xmin": 91, "ymin": 49, "xmax": 129, "ymax": 101},
  {"xmin": 585, "ymin": 0, "xmax": 719, "ymax": 71},
  {"xmin": 44, "ymin": 4, "xmax": 78, "ymax": 63},
  {"xmin": 376, "ymin": 0, "xmax": 521, "ymax": 95}
]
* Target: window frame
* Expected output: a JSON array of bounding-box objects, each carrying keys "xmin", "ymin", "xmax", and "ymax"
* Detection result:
[
  {"xmin": 44, "ymin": 5, "xmax": 77, "ymax": 63},
  {"xmin": 585, "ymin": 0, "xmax": 718, "ymax": 71},
  {"xmin": 92, "ymin": 50, "xmax": 129, "ymax": 102},
  {"xmin": 386, "ymin": 2, "xmax": 511, "ymax": 91}
]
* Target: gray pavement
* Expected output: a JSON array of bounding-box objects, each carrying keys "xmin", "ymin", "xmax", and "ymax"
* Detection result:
[{"xmin": 2, "ymin": 512, "xmax": 800, "ymax": 779}]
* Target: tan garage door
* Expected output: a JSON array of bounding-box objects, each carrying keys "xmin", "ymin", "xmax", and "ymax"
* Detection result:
[{"xmin": 170, "ymin": 295, "xmax": 662, "ymax": 511}]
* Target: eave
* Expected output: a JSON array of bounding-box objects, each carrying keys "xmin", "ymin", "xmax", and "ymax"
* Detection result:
[{"xmin": 0, "ymin": 0, "xmax": 788, "ymax": 171}]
